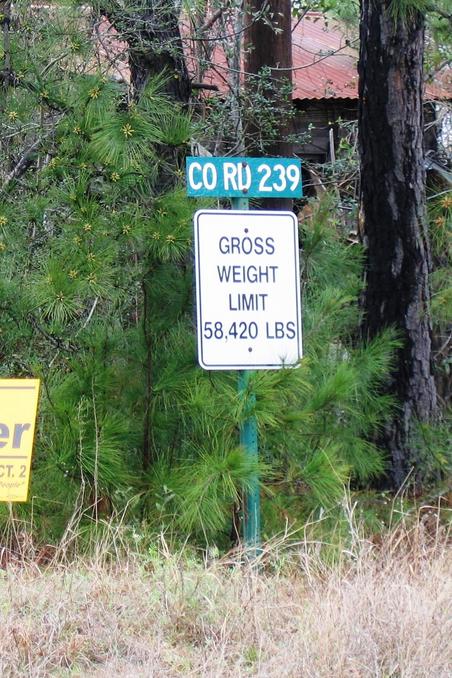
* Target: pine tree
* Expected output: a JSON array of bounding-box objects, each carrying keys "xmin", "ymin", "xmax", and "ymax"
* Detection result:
[
  {"xmin": 1, "ymin": 1, "xmax": 447, "ymax": 549},
  {"xmin": 358, "ymin": 0, "xmax": 438, "ymax": 488}
]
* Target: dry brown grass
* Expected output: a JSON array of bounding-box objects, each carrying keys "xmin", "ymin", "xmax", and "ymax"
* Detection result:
[{"xmin": 0, "ymin": 515, "xmax": 450, "ymax": 677}]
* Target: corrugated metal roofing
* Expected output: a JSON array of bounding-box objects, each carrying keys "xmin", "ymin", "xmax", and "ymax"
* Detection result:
[
  {"xmin": 291, "ymin": 13, "xmax": 359, "ymax": 99},
  {"xmin": 187, "ymin": 12, "xmax": 450, "ymax": 101}
]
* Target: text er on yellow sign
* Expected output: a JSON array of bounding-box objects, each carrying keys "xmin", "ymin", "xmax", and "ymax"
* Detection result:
[{"xmin": 0, "ymin": 379, "xmax": 40, "ymax": 502}]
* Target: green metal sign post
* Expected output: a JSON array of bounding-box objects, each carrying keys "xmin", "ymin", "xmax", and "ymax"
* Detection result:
[
  {"xmin": 187, "ymin": 157, "xmax": 303, "ymax": 557},
  {"xmin": 238, "ymin": 369, "xmax": 260, "ymax": 554},
  {"xmin": 231, "ymin": 196, "xmax": 261, "ymax": 556}
]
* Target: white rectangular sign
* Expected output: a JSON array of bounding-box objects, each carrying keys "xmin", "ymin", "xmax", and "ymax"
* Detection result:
[{"xmin": 194, "ymin": 210, "xmax": 302, "ymax": 370}]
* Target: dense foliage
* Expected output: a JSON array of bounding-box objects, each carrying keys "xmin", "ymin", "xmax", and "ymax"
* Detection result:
[{"xmin": 0, "ymin": 1, "xmax": 450, "ymax": 548}]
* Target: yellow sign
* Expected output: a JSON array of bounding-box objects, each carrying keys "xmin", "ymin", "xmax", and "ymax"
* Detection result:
[{"xmin": 0, "ymin": 379, "xmax": 40, "ymax": 502}]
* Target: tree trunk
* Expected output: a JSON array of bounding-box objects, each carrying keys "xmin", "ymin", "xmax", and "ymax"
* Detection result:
[
  {"xmin": 100, "ymin": 1, "xmax": 190, "ymax": 102},
  {"xmin": 244, "ymin": 0, "xmax": 293, "ymax": 209},
  {"xmin": 358, "ymin": 0, "xmax": 437, "ymax": 488},
  {"xmin": 0, "ymin": 1, "xmax": 12, "ymax": 93}
]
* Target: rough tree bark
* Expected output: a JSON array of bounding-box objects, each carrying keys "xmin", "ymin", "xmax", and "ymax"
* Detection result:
[
  {"xmin": 99, "ymin": 0, "xmax": 190, "ymax": 101},
  {"xmin": 358, "ymin": 0, "xmax": 437, "ymax": 488},
  {"xmin": 244, "ymin": 0, "xmax": 293, "ymax": 209},
  {"xmin": 0, "ymin": 1, "xmax": 12, "ymax": 93}
]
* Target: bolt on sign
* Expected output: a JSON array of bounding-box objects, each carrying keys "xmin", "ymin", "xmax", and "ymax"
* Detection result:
[
  {"xmin": 0, "ymin": 380, "xmax": 40, "ymax": 502},
  {"xmin": 194, "ymin": 210, "xmax": 302, "ymax": 370}
]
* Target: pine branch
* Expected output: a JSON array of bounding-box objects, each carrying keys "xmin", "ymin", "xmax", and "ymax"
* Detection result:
[
  {"xmin": 27, "ymin": 313, "xmax": 78, "ymax": 353},
  {"xmin": 0, "ymin": 124, "xmax": 59, "ymax": 192},
  {"xmin": 0, "ymin": 139, "xmax": 42, "ymax": 193},
  {"xmin": 427, "ymin": 3, "xmax": 452, "ymax": 24},
  {"xmin": 40, "ymin": 52, "xmax": 71, "ymax": 78}
]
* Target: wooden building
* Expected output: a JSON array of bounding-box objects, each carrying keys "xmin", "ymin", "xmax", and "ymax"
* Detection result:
[{"xmin": 188, "ymin": 12, "xmax": 451, "ymax": 165}]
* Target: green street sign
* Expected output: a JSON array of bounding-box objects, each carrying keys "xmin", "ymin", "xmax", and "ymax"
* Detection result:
[{"xmin": 186, "ymin": 156, "xmax": 303, "ymax": 198}]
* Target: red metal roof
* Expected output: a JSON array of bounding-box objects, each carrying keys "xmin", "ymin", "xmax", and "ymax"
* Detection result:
[
  {"xmin": 291, "ymin": 14, "xmax": 359, "ymax": 99},
  {"xmin": 186, "ymin": 12, "xmax": 450, "ymax": 102}
]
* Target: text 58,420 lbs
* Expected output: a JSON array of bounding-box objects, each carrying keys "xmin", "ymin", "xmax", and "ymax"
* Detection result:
[
  {"xmin": 194, "ymin": 210, "xmax": 302, "ymax": 370},
  {"xmin": 203, "ymin": 321, "xmax": 297, "ymax": 341}
]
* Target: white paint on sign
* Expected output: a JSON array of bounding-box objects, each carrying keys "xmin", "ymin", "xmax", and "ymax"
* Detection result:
[
  {"xmin": 186, "ymin": 157, "xmax": 303, "ymax": 198},
  {"xmin": 194, "ymin": 210, "xmax": 303, "ymax": 370}
]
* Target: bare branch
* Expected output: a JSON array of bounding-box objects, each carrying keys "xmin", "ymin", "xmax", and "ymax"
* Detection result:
[
  {"xmin": 198, "ymin": 6, "xmax": 227, "ymax": 34},
  {"xmin": 1, "ymin": 139, "xmax": 42, "ymax": 193},
  {"xmin": 427, "ymin": 4, "xmax": 452, "ymax": 25},
  {"xmin": 40, "ymin": 52, "xmax": 71, "ymax": 78},
  {"xmin": 1, "ymin": 111, "xmax": 64, "ymax": 190}
]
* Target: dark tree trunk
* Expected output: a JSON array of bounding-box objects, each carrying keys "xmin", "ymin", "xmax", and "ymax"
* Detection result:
[
  {"xmin": 128, "ymin": 7, "xmax": 190, "ymax": 102},
  {"xmin": 358, "ymin": 0, "xmax": 437, "ymax": 488},
  {"xmin": 0, "ymin": 1, "xmax": 12, "ymax": 94},
  {"xmin": 101, "ymin": 1, "xmax": 190, "ymax": 102},
  {"xmin": 244, "ymin": 0, "xmax": 293, "ymax": 209}
]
